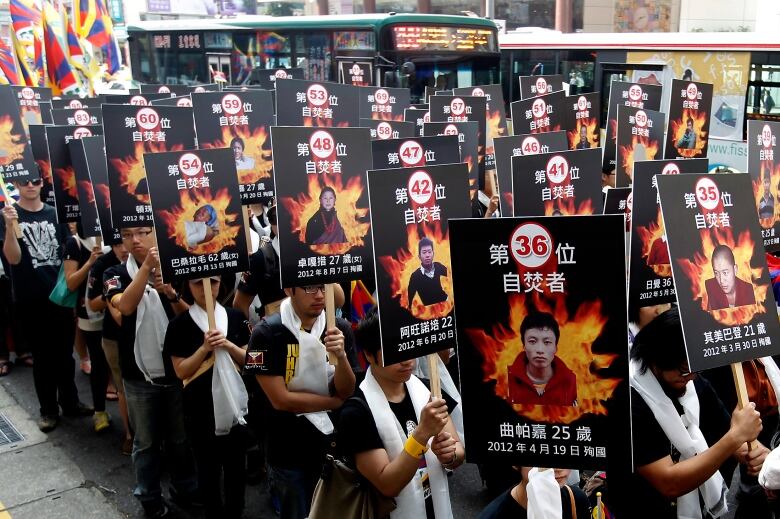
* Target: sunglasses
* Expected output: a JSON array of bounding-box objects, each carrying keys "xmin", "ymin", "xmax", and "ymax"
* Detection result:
[{"xmin": 20, "ymin": 179, "xmax": 43, "ymax": 186}]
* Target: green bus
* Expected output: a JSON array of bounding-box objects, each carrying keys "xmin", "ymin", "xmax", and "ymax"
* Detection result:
[{"xmin": 127, "ymin": 14, "xmax": 499, "ymax": 101}]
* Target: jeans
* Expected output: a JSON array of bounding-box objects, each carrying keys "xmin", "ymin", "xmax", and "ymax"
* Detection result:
[
  {"xmin": 82, "ymin": 329, "xmax": 109, "ymax": 412},
  {"xmin": 124, "ymin": 378, "xmax": 197, "ymax": 505},
  {"xmin": 16, "ymin": 300, "xmax": 78, "ymax": 416},
  {"xmin": 267, "ymin": 463, "xmax": 321, "ymax": 519}
]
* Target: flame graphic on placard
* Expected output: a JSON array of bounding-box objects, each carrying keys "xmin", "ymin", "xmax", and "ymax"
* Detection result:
[
  {"xmin": 202, "ymin": 125, "xmax": 272, "ymax": 184},
  {"xmin": 465, "ymin": 292, "xmax": 620, "ymax": 424},
  {"xmin": 157, "ymin": 188, "xmax": 240, "ymax": 255},
  {"xmin": 78, "ymin": 180, "xmax": 96, "ymax": 204},
  {"xmin": 638, "ymin": 207, "xmax": 672, "ymax": 277},
  {"xmin": 36, "ymin": 159, "xmax": 51, "ymax": 184},
  {"xmin": 301, "ymin": 116, "xmax": 352, "ymax": 129},
  {"xmin": 55, "ymin": 167, "xmax": 78, "ymax": 199},
  {"xmin": 677, "ymin": 228, "xmax": 768, "ymax": 326},
  {"xmin": 568, "ymin": 119, "xmax": 599, "ymax": 149},
  {"xmin": 670, "ymin": 109, "xmax": 708, "ymax": 158},
  {"xmin": 111, "ymin": 142, "xmax": 185, "ymax": 204},
  {"xmin": 379, "ymin": 224, "xmax": 453, "ymax": 321},
  {"xmin": 95, "ymin": 184, "xmax": 111, "ymax": 208},
  {"xmin": 543, "ymin": 197, "xmax": 595, "ymax": 216},
  {"xmin": 487, "ymin": 109, "xmax": 506, "ymax": 142},
  {"xmin": 280, "ymin": 173, "xmax": 370, "ymax": 255},
  {"xmin": 619, "ymin": 136, "xmax": 660, "ymax": 181},
  {"xmin": 752, "ymin": 162, "xmax": 780, "ymax": 228},
  {"xmin": 0, "ymin": 116, "xmax": 28, "ymax": 165},
  {"xmin": 371, "ymin": 111, "xmax": 404, "ymax": 122}
]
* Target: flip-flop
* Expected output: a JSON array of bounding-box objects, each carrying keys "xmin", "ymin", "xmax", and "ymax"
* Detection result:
[{"xmin": 0, "ymin": 361, "xmax": 12, "ymax": 377}]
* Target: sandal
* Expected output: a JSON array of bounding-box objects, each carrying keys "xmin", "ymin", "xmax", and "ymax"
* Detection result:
[
  {"xmin": 0, "ymin": 361, "xmax": 12, "ymax": 377},
  {"xmin": 15, "ymin": 354, "xmax": 33, "ymax": 367},
  {"xmin": 106, "ymin": 390, "xmax": 119, "ymax": 401}
]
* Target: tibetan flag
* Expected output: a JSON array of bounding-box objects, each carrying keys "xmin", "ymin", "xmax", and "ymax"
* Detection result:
[
  {"xmin": 350, "ymin": 279, "xmax": 375, "ymax": 326},
  {"xmin": 75, "ymin": 0, "xmax": 120, "ymax": 74},
  {"xmin": 42, "ymin": 0, "xmax": 81, "ymax": 95},
  {"xmin": 0, "ymin": 40, "xmax": 21, "ymax": 85},
  {"xmin": 10, "ymin": 0, "xmax": 45, "ymax": 86}
]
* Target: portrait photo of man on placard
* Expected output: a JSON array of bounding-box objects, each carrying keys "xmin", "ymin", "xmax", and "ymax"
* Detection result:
[
  {"xmin": 705, "ymin": 244, "xmax": 756, "ymax": 311},
  {"xmin": 406, "ymin": 236, "xmax": 449, "ymax": 310}
]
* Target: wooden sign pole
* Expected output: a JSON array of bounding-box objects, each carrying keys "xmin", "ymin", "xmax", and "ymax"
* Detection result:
[
  {"xmin": 487, "ymin": 169, "xmax": 498, "ymax": 198},
  {"xmin": 324, "ymin": 283, "xmax": 338, "ymax": 366},
  {"xmin": 0, "ymin": 176, "xmax": 21, "ymax": 238},
  {"xmin": 202, "ymin": 278, "xmax": 217, "ymax": 331},
  {"xmin": 731, "ymin": 361, "xmax": 758, "ymax": 450},
  {"xmin": 428, "ymin": 353, "xmax": 442, "ymax": 399},
  {"xmin": 242, "ymin": 206, "xmax": 254, "ymax": 255},
  {"xmin": 95, "ymin": 236, "xmax": 103, "ymax": 249}
]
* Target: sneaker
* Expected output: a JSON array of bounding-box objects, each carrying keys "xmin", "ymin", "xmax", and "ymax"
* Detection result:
[
  {"xmin": 37, "ymin": 415, "xmax": 59, "ymax": 432},
  {"xmin": 93, "ymin": 411, "xmax": 110, "ymax": 433},
  {"xmin": 142, "ymin": 500, "xmax": 169, "ymax": 518},
  {"xmin": 62, "ymin": 401, "xmax": 94, "ymax": 417}
]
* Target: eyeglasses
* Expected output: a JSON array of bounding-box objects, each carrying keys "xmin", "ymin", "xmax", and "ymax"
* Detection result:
[
  {"xmin": 120, "ymin": 229, "xmax": 153, "ymax": 240},
  {"xmin": 302, "ymin": 285, "xmax": 326, "ymax": 294},
  {"xmin": 20, "ymin": 179, "xmax": 43, "ymax": 186}
]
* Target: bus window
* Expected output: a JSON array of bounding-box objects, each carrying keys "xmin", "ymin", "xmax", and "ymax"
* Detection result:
[
  {"xmin": 748, "ymin": 65, "xmax": 780, "ymax": 121},
  {"xmin": 153, "ymin": 45, "xmax": 177, "ymax": 84},
  {"xmin": 178, "ymin": 52, "xmax": 206, "ymax": 85},
  {"xmin": 560, "ymin": 50, "xmax": 595, "ymax": 95},
  {"xmin": 233, "ymin": 31, "xmax": 292, "ymax": 84},
  {"xmin": 132, "ymin": 33, "xmax": 154, "ymax": 83},
  {"xmin": 296, "ymin": 33, "xmax": 332, "ymax": 81}
]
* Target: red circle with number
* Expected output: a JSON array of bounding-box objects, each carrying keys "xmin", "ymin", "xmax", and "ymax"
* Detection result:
[
  {"xmin": 471, "ymin": 87, "xmax": 485, "ymax": 97},
  {"xmin": 130, "ymin": 95, "xmax": 148, "ymax": 106},
  {"xmin": 510, "ymin": 222, "xmax": 553, "ymax": 268},
  {"xmin": 221, "ymin": 93, "xmax": 242, "ymax": 115},
  {"xmin": 275, "ymin": 70, "xmax": 289, "ymax": 79},
  {"xmin": 450, "ymin": 97, "xmax": 465, "ymax": 116},
  {"xmin": 661, "ymin": 163, "xmax": 681, "ymax": 175},
  {"xmin": 307, "ymin": 84, "xmax": 328, "ymax": 107},
  {"xmin": 532, "ymin": 98, "xmax": 546, "ymax": 118},
  {"xmin": 423, "ymin": 112, "xmax": 430, "ymax": 123},
  {"xmin": 626, "ymin": 191, "xmax": 633, "ymax": 211},
  {"xmin": 762, "ymin": 124, "xmax": 773, "ymax": 148},
  {"xmin": 546, "ymin": 155, "xmax": 569, "ymax": 184},
  {"xmin": 73, "ymin": 109, "xmax": 90, "ymax": 126},
  {"xmin": 577, "ymin": 95, "xmax": 587, "ymax": 111},
  {"xmin": 158, "ymin": 86, "xmax": 170, "ymax": 94},
  {"xmin": 399, "ymin": 140, "xmax": 424, "ymax": 166},
  {"xmin": 73, "ymin": 127, "xmax": 92, "ymax": 139},
  {"xmin": 635, "ymin": 110, "xmax": 648, "ymax": 128},
  {"xmin": 21, "ymin": 87, "xmax": 34, "ymax": 100},
  {"xmin": 522, "ymin": 136, "xmax": 541, "ymax": 155},
  {"xmin": 376, "ymin": 122, "xmax": 392, "ymax": 140},
  {"xmin": 535, "ymin": 77, "xmax": 548, "ymax": 94},
  {"xmin": 136, "ymin": 107, "xmax": 160, "ymax": 130},
  {"xmin": 628, "ymin": 85, "xmax": 643, "ymax": 101},
  {"xmin": 374, "ymin": 88, "xmax": 390, "ymax": 105},
  {"xmin": 68, "ymin": 99, "xmax": 83, "ymax": 109},
  {"xmin": 309, "ymin": 130, "xmax": 335, "ymax": 159},
  {"xmin": 194, "ymin": 86, "xmax": 205, "ymax": 93},
  {"xmin": 177, "ymin": 97, "xmax": 192, "ymax": 107},
  {"xmin": 408, "ymin": 170, "xmax": 433, "ymax": 204},
  {"xmin": 686, "ymin": 83, "xmax": 698, "ymax": 100},
  {"xmin": 695, "ymin": 176, "xmax": 720, "ymax": 210},
  {"xmin": 179, "ymin": 153, "xmax": 202, "ymax": 176},
  {"xmin": 443, "ymin": 124, "xmax": 459, "ymax": 136}
]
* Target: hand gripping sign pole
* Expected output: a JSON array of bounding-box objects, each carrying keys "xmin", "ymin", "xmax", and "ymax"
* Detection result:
[
  {"xmin": 325, "ymin": 284, "xmax": 338, "ymax": 366},
  {"xmin": 242, "ymin": 207, "xmax": 254, "ymax": 255},
  {"xmin": 0, "ymin": 176, "xmax": 22, "ymax": 238},
  {"xmin": 202, "ymin": 278, "xmax": 218, "ymax": 331},
  {"xmin": 428, "ymin": 353, "xmax": 442, "ymax": 399},
  {"xmin": 731, "ymin": 363, "xmax": 759, "ymax": 450}
]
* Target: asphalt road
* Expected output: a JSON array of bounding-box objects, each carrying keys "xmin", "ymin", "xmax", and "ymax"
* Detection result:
[{"xmin": 1, "ymin": 361, "xmax": 497, "ymax": 518}]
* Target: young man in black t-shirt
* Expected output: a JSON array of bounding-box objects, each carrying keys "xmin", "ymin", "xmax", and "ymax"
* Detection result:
[
  {"xmin": 103, "ymin": 227, "xmax": 197, "ymax": 518},
  {"xmin": 611, "ymin": 308, "xmax": 763, "ymax": 519},
  {"xmin": 407, "ymin": 237, "xmax": 448, "ymax": 310},
  {"xmin": 1, "ymin": 179, "xmax": 90, "ymax": 431},
  {"xmin": 245, "ymin": 285, "xmax": 358, "ymax": 519}
]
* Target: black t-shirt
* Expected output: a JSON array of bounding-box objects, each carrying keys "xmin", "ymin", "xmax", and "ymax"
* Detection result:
[
  {"xmin": 87, "ymin": 250, "xmax": 121, "ymax": 340},
  {"xmin": 63, "ymin": 236, "xmax": 92, "ymax": 319},
  {"xmin": 164, "ymin": 308, "xmax": 250, "ymax": 430},
  {"xmin": 244, "ymin": 313, "xmax": 359, "ymax": 469},
  {"xmin": 610, "ymin": 377, "xmax": 733, "ymax": 519},
  {"xmin": 236, "ymin": 242, "xmax": 285, "ymax": 312},
  {"xmin": 103, "ymin": 262, "xmax": 178, "ymax": 383},
  {"xmin": 407, "ymin": 263, "xmax": 448, "ymax": 308},
  {"xmin": 476, "ymin": 485, "xmax": 591, "ymax": 519},
  {"xmin": 339, "ymin": 385, "xmax": 458, "ymax": 519},
  {"xmin": 0, "ymin": 203, "xmax": 66, "ymax": 303}
]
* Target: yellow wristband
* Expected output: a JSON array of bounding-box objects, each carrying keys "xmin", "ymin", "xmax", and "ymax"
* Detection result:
[{"xmin": 404, "ymin": 435, "xmax": 428, "ymax": 459}]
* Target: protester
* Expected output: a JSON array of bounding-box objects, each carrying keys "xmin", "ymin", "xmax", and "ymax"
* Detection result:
[
  {"xmin": 166, "ymin": 276, "xmax": 250, "ymax": 519},
  {"xmin": 477, "ymin": 467, "xmax": 590, "ymax": 519},
  {"xmin": 339, "ymin": 310, "xmax": 463, "ymax": 519},
  {"xmin": 612, "ymin": 307, "xmax": 763, "ymax": 519},
  {"xmin": 103, "ymin": 226, "xmax": 198, "ymax": 518},
  {"xmin": 245, "ymin": 284, "xmax": 358, "ymax": 519},
  {"xmin": 63, "ymin": 225, "xmax": 112, "ymax": 433},
  {"xmin": 87, "ymin": 238, "xmax": 133, "ymax": 453},
  {"xmin": 628, "ymin": 302, "xmax": 672, "ymax": 345},
  {"xmin": 1, "ymin": 178, "xmax": 91, "ymax": 432}
]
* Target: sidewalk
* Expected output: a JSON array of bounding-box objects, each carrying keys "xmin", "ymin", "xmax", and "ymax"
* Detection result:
[{"xmin": 0, "ymin": 382, "xmax": 124, "ymax": 519}]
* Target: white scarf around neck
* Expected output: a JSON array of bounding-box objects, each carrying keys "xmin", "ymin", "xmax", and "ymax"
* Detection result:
[
  {"xmin": 279, "ymin": 297, "xmax": 334, "ymax": 435},
  {"xmin": 360, "ymin": 368, "xmax": 453, "ymax": 519},
  {"xmin": 630, "ymin": 360, "xmax": 728, "ymax": 519},
  {"xmin": 126, "ymin": 255, "xmax": 168, "ymax": 382},
  {"xmin": 189, "ymin": 301, "xmax": 249, "ymax": 435},
  {"xmin": 270, "ymin": 235, "xmax": 279, "ymax": 258},
  {"xmin": 526, "ymin": 468, "xmax": 562, "ymax": 519},
  {"xmin": 412, "ymin": 354, "xmax": 465, "ymax": 447}
]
